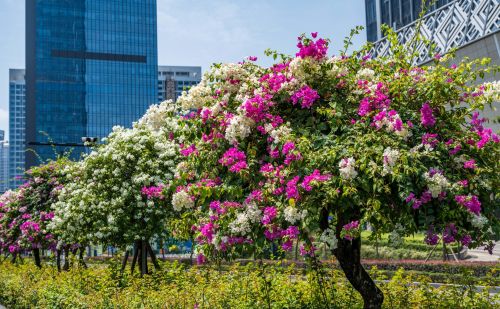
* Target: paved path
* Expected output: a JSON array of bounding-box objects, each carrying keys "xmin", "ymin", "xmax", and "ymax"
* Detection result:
[{"xmin": 465, "ymin": 241, "xmax": 500, "ymax": 262}]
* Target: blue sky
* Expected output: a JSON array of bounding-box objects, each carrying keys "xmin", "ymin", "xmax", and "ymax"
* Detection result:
[{"xmin": 0, "ymin": 0, "xmax": 366, "ymax": 139}]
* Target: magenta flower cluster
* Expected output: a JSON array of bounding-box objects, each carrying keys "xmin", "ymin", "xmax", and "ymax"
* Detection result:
[
  {"xmin": 290, "ymin": 85, "xmax": 320, "ymax": 109},
  {"xmin": 454, "ymin": 195, "xmax": 481, "ymax": 215},
  {"xmin": 219, "ymin": 147, "xmax": 248, "ymax": 172}
]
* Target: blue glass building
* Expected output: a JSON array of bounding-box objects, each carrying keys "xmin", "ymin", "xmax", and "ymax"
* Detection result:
[
  {"xmin": 9, "ymin": 69, "xmax": 26, "ymax": 188},
  {"xmin": 26, "ymin": 0, "xmax": 158, "ymax": 166}
]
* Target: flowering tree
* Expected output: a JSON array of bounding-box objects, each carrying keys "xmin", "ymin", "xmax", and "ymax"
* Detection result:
[
  {"xmin": 166, "ymin": 31, "xmax": 499, "ymax": 308},
  {"xmin": 0, "ymin": 158, "xmax": 71, "ymax": 268},
  {"xmin": 51, "ymin": 101, "xmax": 183, "ymax": 275}
]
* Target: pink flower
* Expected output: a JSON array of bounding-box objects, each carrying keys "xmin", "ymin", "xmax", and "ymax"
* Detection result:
[
  {"xmin": 296, "ymin": 35, "xmax": 328, "ymax": 60},
  {"xmin": 455, "ymin": 195, "xmax": 481, "ymax": 215},
  {"xmin": 219, "ymin": 147, "xmax": 248, "ymax": 173},
  {"xmin": 196, "ymin": 253, "xmax": 206, "ymax": 265},
  {"xmin": 180, "ymin": 144, "xmax": 198, "ymax": 156},
  {"xmin": 290, "ymin": 85, "xmax": 320, "ymax": 109},
  {"xmin": 463, "ymin": 159, "xmax": 476, "ymax": 169},
  {"xmin": 141, "ymin": 185, "xmax": 165, "ymax": 199},
  {"xmin": 301, "ymin": 170, "xmax": 331, "ymax": 191},
  {"xmin": 286, "ymin": 176, "xmax": 300, "ymax": 199},
  {"xmin": 261, "ymin": 207, "xmax": 278, "ymax": 225},
  {"xmin": 420, "ymin": 103, "xmax": 436, "ymax": 127},
  {"xmin": 282, "ymin": 142, "xmax": 295, "ymax": 155}
]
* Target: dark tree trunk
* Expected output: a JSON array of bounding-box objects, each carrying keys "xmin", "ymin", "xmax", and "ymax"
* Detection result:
[
  {"xmin": 78, "ymin": 247, "xmax": 87, "ymax": 268},
  {"xmin": 33, "ymin": 248, "xmax": 42, "ymax": 268},
  {"xmin": 131, "ymin": 241, "xmax": 139, "ymax": 274},
  {"xmin": 56, "ymin": 249, "xmax": 61, "ymax": 272},
  {"xmin": 334, "ymin": 237, "xmax": 384, "ymax": 309},
  {"xmin": 140, "ymin": 240, "xmax": 148, "ymax": 277},
  {"xmin": 121, "ymin": 249, "xmax": 130, "ymax": 273},
  {"xmin": 323, "ymin": 207, "xmax": 384, "ymax": 309},
  {"xmin": 63, "ymin": 247, "xmax": 70, "ymax": 271},
  {"xmin": 11, "ymin": 253, "xmax": 17, "ymax": 264},
  {"xmin": 146, "ymin": 242, "xmax": 160, "ymax": 270}
]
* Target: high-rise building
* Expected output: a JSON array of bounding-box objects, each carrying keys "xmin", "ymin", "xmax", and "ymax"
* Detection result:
[
  {"xmin": 158, "ymin": 66, "xmax": 202, "ymax": 102},
  {"xmin": 9, "ymin": 69, "xmax": 26, "ymax": 189},
  {"xmin": 365, "ymin": 0, "xmax": 455, "ymax": 42},
  {"xmin": 25, "ymin": 0, "xmax": 158, "ymax": 167},
  {"xmin": 0, "ymin": 130, "xmax": 9, "ymax": 193}
]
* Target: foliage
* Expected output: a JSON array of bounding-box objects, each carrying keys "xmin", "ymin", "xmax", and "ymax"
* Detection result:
[
  {"xmin": 0, "ymin": 261, "xmax": 498, "ymax": 309},
  {"xmin": 152, "ymin": 31, "xmax": 500, "ymax": 266},
  {"xmin": 49, "ymin": 102, "xmax": 184, "ymax": 247},
  {"xmin": 0, "ymin": 158, "xmax": 72, "ymax": 255}
]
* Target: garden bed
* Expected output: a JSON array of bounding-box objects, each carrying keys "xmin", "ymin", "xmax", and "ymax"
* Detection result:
[{"xmin": 0, "ymin": 261, "xmax": 498, "ymax": 308}]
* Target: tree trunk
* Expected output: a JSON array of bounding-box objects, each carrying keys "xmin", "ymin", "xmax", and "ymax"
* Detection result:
[
  {"xmin": 121, "ymin": 249, "xmax": 130, "ymax": 273},
  {"xmin": 131, "ymin": 241, "xmax": 139, "ymax": 274},
  {"xmin": 140, "ymin": 240, "xmax": 148, "ymax": 276},
  {"xmin": 56, "ymin": 249, "xmax": 61, "ymax": 272},
  {"xmin": 147, "ymin": 242, "xmax": 160, "ymax": 270},
  {"xmin": 334, "ymin": 237, "xmax": 384, "ymax": 309},
  {"xmin": 79, "ymin": 247, "xmax": 87, "ymax": 268},
  {"xmin": 63, "ymin": 247, "xmax": 70, "ymax": 271},
  {"xmin": 33, "ymin": 248, "xmax": 42, "ymax": 268}
]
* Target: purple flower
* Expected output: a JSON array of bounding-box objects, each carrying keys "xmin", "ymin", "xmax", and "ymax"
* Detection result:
[
  {"xmin": 286, "ymin": 176, "xmax": 301, "ymax": 199},
  {"xmin": 455, "ymin": 195, "xmax": 481, "ymax": 215},
  {"xmin": 420, "ymin": 103, "xmax": 436, "ymax": 127},
  {"xmin": 461, "ymin": 235, "xmax": 472, "ymax": 247},
  {"xmin": 463, "ymin": 159, "xmax": 476, "ymax": 169},
  {"xmin": 261, "ymin": 207, "xmax": 278, "ymax": 225},
  {"xmin": 290, "ymin": 85, "xmax": 320, "ymax": 109}
]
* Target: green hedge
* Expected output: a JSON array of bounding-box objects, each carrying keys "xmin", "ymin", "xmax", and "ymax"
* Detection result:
[{"xmin": 0, "ymin": 260, "xmax": 499, "ymax": 308}]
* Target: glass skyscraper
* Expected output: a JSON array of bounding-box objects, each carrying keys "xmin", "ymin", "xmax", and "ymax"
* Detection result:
[
  {"xmin": 0, "ymin": 130, "xmax": 9, "ymax": 193},
  {"xmin": 26, "ymin": 0, "xmax": 158, "ymax": 166},
  {"xmin": 9, "ymin": 69, "xmax": 26, "ymax": 188}
]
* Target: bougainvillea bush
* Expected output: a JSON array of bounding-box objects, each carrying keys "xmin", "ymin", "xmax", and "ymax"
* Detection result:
[
  {"xmin": 50, "ymin": 101, "xmax": 184, "ymax": 274},
  {"xmin": 0, "ymin": 158, "xmax": 71, "ymax": 267},
  {"xmin": 152, "ymin": 31, "xmax": 500, "ymax": 308}
]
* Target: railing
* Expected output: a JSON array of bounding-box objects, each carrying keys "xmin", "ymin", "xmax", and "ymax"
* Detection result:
[{"xmin": 371, "ymin": 0, "xmax": 500, "ymax": 64}]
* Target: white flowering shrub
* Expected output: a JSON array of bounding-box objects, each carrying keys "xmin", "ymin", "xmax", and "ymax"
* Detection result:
[{"xmin": 50, "ymin": 102, "xmax": 182, "ymax": 247}]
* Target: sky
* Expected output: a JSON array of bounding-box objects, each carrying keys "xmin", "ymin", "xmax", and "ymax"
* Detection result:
[{"xmin": 0, "ymin": 0, "xmax": 367, "ymax": 140}]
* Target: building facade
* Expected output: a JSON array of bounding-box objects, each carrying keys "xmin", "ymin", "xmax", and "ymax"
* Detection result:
[
  {"xmin": 365, "ymin": 0, "xmax": 456, "ymax": 42},
  {"xmin": 9, "ymin": 69, "xmax": 26, "ymax": 188},
  {"xmin": 367, "ymin": 0, "xmax": 500, "ymax": 130},
  {"xmin": 158, "ymin": 66, "xmax": 201, "ymax": 102},
  {"xmin": 26, "ymin": 0, "xmax": 158, "ymax": 167},
  {"xmin": 0, "ymin": 131, "xmax": 9, "ymax": 193}
]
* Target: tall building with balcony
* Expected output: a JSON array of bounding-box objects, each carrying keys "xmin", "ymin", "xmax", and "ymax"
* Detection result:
[
  {"xmin": 9, "ymin": 69, "xmax": 26, "ymax": 189},
  {"xmin": 367, "ymin": 0, "xmax": 500, "ymax": 130},
  {"xmin": 365, "ymin": 0, "xmax": 456, "ymax": 42},
  {"xmin": 158, "ymin": 66, "xmax": 201, "ymax": 102},
  {"xmin": 25, "ymin": 0, "xmax": 158, "ymax": 167},
  {"xmin": 0, "ymin": 131, "xmax": 9, "ymax": 193}
]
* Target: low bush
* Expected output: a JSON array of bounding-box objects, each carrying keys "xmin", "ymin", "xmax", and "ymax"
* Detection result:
[{"xmin": 0, "ymin": 260, "xmax": 498, "ymax": 308}]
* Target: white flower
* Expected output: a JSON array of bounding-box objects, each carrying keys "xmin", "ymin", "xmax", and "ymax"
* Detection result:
[
  {"xmin": 269, "ymin": 124, "xmax": 292, "ymax": 144},
  {"xmin": 339, "ymin": 157, "xmax": 358, "ymax": 180},
  {"xmin": 320, "ymin": 228, "xmax": 338, "ymax": 249},
  {"xmin": 470, "ymin": 214, "xmax": 488, "ymax": 229},
  {"xmin": 229, "ymin": 203, "xmax": 262, "ymax": 236},
  {"xmin": 482, "ymin": 80, "xmax": 500, "ymax": 101},
  {"xmin": 423, "ymin": 170, "xmax": 450, "ymax": 198},
  {"xmin": 356, "ymin": 68, "xmax": 375, "ymax": 80},
  {"xmin": 225, "ymin": 115, "xmax": 255, "ymax": 144},
  {"xmin": 283, "ymin": 206, "xmax": 307, "ymax": 224},
  {"xmin": 171, "ymin": 190, "xmax": 194, "ymax": 212},
  {"xmin": 381, "ymin": 147, "xmax": 400, "ymax": 176}
]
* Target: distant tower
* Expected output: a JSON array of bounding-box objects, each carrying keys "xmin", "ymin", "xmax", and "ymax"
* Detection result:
[
  {"xmin": 157, "ymin": 66, "xmax": 202, "ymax": 102},
  {"xmin": 8, "ymin": 69, "xmax": 25, "ymax": 188},
  {"xmin": 0, "ymin": 130, "xmax": 9, "ymax": 193}
]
